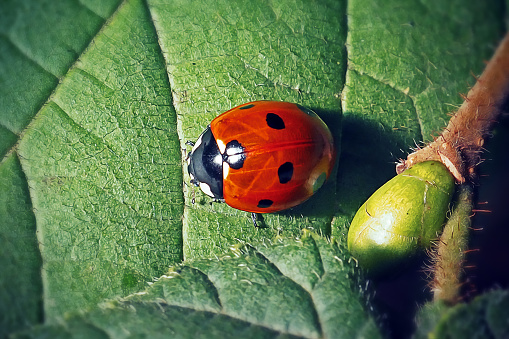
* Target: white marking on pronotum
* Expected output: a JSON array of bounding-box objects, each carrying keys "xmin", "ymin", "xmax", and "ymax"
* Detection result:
[
  {"xmin": 199, "ymin": 182, "xmax": 214, "ymax": 197},
  {"xmin": 191, "ymin": 133, "xmax": 204, "ymax": 153},
  {"xmin": 225, "ymin": 143, "xmax": 244, "ymax": 167},
  {"xmin": 227, "ymin": 153, "xmax": 243, "ymax": 165},
  {"xmin": 216, "ymin": 139, "xmax": 226, "ymax": 153},
  {"xmin": 213, "ymin": 153, "xmax": 222, "ymax": 166},
  {"xmin": 223, "ymin": 164, "xmax": 230, "ymax": 179},
  {"xmin": 226, "ymin": 144, "xmax": 242, "ymax": 156}
]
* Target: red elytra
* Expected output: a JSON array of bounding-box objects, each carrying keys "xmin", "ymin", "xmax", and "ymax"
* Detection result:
[{"xmin": 187, "ymin": 101, "xmax": 336, "ymax": 213}]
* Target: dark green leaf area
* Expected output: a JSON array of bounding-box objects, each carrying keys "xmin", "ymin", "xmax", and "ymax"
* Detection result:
[
  {"xmin": 336, "ymin": 0, "xmax": 505, "ymax": 242},
  {"xmin": 15, "ymin": 235, "xmax": 381, "ymax": 339},
  {"xmin": 14, "ymin": 302, "xmax": 306, "ymax": 339},
  {"xmin": 414, "ymin": 290, "xmax": 509, "ymax": 339},
  {"xmin": 0, "ymin": 0, "xmax": 120, "ymax": 77},
  {"xmin": 129, "ymin": 234, "xmax": 381, "ymax": 339},
  {"xmin": 337, "ymin": 72, "xmax": 421, "ymax": 227},
  {"xmin": 0, "ymin": 154, "xmax": 42, "ymax": 337},
  {"xmin": 0, "ymin": 124, "xmax": 17, "ymax": 157},
  {"xmin": 0, "ymin": 0, "xmax": 121, "ymax": 143},
  {"xmin": 348, "ymin": 0, "xmax": 504, "ymax": 139},
  {"xmin": 0, "ymin": 39, "xmax": 56, "ymax": 141}
]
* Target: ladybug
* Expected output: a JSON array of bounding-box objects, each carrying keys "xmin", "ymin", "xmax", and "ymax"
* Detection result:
[{"xmin": 187, "ymin": 101, "xmax": 336, "ymax": 214}]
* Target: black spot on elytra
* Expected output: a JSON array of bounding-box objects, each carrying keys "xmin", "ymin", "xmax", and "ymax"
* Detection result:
[
  {"xmin": 266, "ymin": 113, "xmax": 285, "ymax": 130},
  {"xmin": 278, "ymin": 162, "xmax": 293, "ymax": 184},
  {"xmin": 239, "ymin": 104, "xmax": 255, "ymax": 110},
  {"xmin": 257, "ymin": 199, "xmax": 273, "ymax": 208}
]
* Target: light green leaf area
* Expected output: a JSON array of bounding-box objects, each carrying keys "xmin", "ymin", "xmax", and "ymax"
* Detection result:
[
  {"xmin": 414, "ymin": 290, "xmax": 509, "ymax": 339},
  {"xmin": 148, "ymin": 0, "xmax": 345, "ymax": 258},
  {"xmin": 1, "ymin": 0, "xmax": 122, "ymax": 333},
  {"xmin": 14, "ymin": 234, "xmax": 382, "ymax": 339},
  {"xmin": 15, "ymin": 0, "xmax": 184, "ymax": 322},
  {"xmin": 0, "ymin": 0, "xmax": 506, "ymax": 336}
]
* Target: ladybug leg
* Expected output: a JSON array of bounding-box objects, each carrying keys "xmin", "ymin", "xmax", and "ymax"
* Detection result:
[
  {"xmin": 210, "ymin": 198, "xmax": 225, "ymax": 205},
  {"xmin": 251, "ymin": 213, "xmax": 266, "ymax": 228},
  {"xmin": 184, "ymin": 141, "xmax": 195, "ymax": 162},
  {"xmin": 251, "ymin": 213, "xmax": 258, "ymax": 227}
]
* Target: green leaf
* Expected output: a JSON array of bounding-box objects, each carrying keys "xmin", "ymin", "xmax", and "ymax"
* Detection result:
[
  {"xmin": 1, "ymin": 0, "xmax": 124, "ymax": 333},
  {"xmin": 0, "ymin": 0, "xmax": 507, "ymax": 337},
  {"xmin": 334, "ymin": 0, "xmax": 504, "ymax": 232},
  {"xmin": 13, "ymin": 234, "xmax": 382, "ymax": 339},
  {"xmin": 153, "ymin": 0, "xmax": 345, "ymax": 258},
  {"xmin": 0, "ymin": 0, "xmax": 120, "ymax": 142},
  {"xmin": 414, "ymin": 290, "xmax": 509, "ymax": 339},
  {"xmin": 15, "ymin": 0, "xmax": 184, "ymax": 321},
  {"xmin": 0, "ymin": 154, "xmax": 42, "ymax": 337}
]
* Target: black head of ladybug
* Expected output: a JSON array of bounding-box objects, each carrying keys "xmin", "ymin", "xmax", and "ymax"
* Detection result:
[
  {"xmin": 188, "ymin": 126, "xmax": 247, "ymax": 200},
  {"xmin": 187, "ymin": 126, "xmax": 224, "ymax": 199}
]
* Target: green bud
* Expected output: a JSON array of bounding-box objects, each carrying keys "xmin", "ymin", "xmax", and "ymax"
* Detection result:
[{"xmin": 347, "ymin": 161, "xmax": 455, "ymax": 274}]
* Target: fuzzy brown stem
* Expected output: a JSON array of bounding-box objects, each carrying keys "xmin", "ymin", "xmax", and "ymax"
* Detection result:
[
  {"xmin": 429, "ymin": 185, "xmax": 473, "ymax": 304},
  {"xmin": 397, "ymin": 33, "xmax": 509, "ymax": 181}
]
